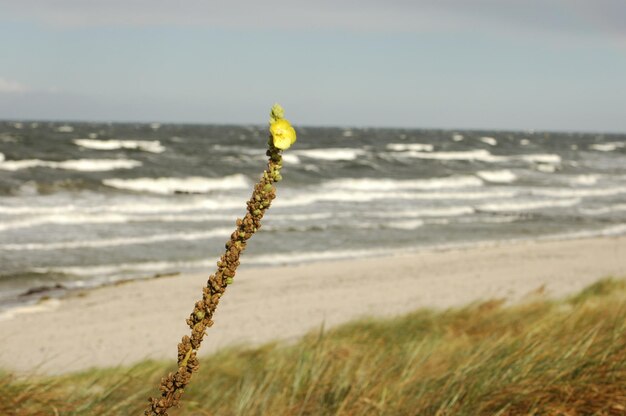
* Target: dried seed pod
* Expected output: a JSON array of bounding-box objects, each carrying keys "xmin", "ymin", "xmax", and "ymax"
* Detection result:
[{"xmin": 145, "ymin": 104, "xmax": 296, "ymax": 415}]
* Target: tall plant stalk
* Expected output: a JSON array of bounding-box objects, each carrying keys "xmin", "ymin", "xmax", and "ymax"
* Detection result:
[{"xmin": 145, "ymin": 104, "xmax": 297, "ymax": 415}]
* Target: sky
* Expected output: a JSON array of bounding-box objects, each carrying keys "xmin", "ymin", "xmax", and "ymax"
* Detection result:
[{"xmin": 0, "ymin": 1, "xmax": 625, "ymax": 132}]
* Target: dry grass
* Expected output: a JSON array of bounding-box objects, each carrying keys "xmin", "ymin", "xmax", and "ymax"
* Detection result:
[{"xmin": 2, "ymin": 277, "xmax": 625, "ymax": 415}]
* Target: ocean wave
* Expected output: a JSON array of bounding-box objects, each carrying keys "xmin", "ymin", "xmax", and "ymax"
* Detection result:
[
  {"xmin": 274, "ymin": 189, "xmax": 517, "ymax": 208},
  {"xmin": 477, "ymin": 198, "xmax": 581, "ymax": 212},
  {"xmin": 580, "ymin": 204, "xmax": 626, "ymax": 215},
  {"xmin": 37, "ymin": 247, "xmax": 402, "ymax": 278},
  {"xmin": 475, "ymin": 170, "xmax": 517, "ymax": 183},
  {"xmin": 103, "ymin": 174, "xmax": 249, "ymax": 194},
  {"xmin": 366, "ymin": 206, "xmax": 475, "ymax": 218},
  {"xmin": 385, "ymin": 220, "xmax": 424, "ymax": 230},
  {"xmin": 531, "ymin": 186, "xmax": 626, "ymax": 198},
  {"xmin": 0, "ymin": 228, "xmax": 232, "ymax": 251},
  {"xmin": 397, "ymin": 150, "xmax": 562, "ymax": 165},
  {"xmin": 400, "ymin": 149, "xmax": 502, "ymax": 162},
  {"xmin": 519, "ymin": 154, "xmax": 562, "ymax": 164},
  {"xmin": 590, "ymin": 142, "xmax": 625, "ymax": 152},
  {"xmin": 281, "ymin": 154, "xmax": 301, "ymax": 164},
  {"xmin": 386, "ymin": 143, "xmax": 434, "ymax": 152},
  {"xmin": 479, "ymin": 137, "xmax": 497, "ymax": 146},
  {"xmin": 0, "ymin": 155, "xmax": 141, "ymax": 172},
  {"xmin": 569, "ymin": 175, "xmax": 599, "ymax": 186},
  {"xmin": 33, "ymin": 259, "xmax": 216, "ymax": 280},
  {"xmin": 293, "ymin": 148, "xmax": 366, "ymax": 161},
  {"xmin": 322, "ymin": 175, "xmax": 483, "ymax": 191},
  {"xmin": 0, "ymin": 211, "xmax": 335, "ymax": 232},
  {"xmin": 0, "ymin": 198, "xmax": 244, "ymax": 216},
  {"xmin": 73, "ymin": 139, "xmax": 165, "ymax": 153}
]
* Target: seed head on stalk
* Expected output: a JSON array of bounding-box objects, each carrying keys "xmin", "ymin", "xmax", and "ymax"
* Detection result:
[{"xmin": 145, "ymin": 104, "xmax": 296, "ymax": 415}]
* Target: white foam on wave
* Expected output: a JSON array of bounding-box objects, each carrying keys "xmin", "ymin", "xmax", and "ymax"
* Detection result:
[
  {"xmin": 275, "ymin": 189, "xmax": 517, "ymax": 208},
  {"xmin": 569, "ymin": 175, "xmax": 599, "ymax": 186},
  {"xmin": 477, "ymin": 198, "xmax": 581, "ymax": 212},
  {"xmin": 480, "ymin": 137, "xmax": 497, "ymax": 146},
  {"xmin": 385, "ymin": 220, "xmax": 424, "ymax": 230},
  {"xmin": 1, "ymin": 228, "xmax": 232, "ymax": 251},
  {"xmin": 103, "ymin": 175, "xmax": 249, "ymax": 194},
  {"xmin": 590, "ymin": 142, "xmax": 625, "ymax": 152},
  {"xmin": 294, "ymin": 148, "xmax": 365, "ymax": 161},
  {"xmin": 281, "ymin": 154, "xmax": 301, "ymax": 164},
  {"xmin": 0, "ymin": 211, "xmax": 335, "ymax": 232},
  {"xmin": 531, "ymin": 186, "xmax": 626, "ymax": 198},
  {"xmin": 452, "ymin": 134, "xmax": 464, "ymax": 142},
  {"xmin": 580, "ymin": 204, "xmax": 626, "ymax": 215},
  {"xmin": 74, "ymin": 139, "xmax": 165, "ymax": 153},
  {"xmin": 399, "ymin": 150, "xmax": 561, "ymax": 166},
  {"xmin": 0, "ymin": 197, "xmax": 243, "ymax": 216},
  {"xmin": 519, "ymin": 154, "xmax": 562, "ymax": 164},
  {"xmin": 322, "ymin": 175, "xmax": 483, "ymax": 191},
  {"xmin": 367, "ymin": 206, "xmax": 475, "ymax": 219},
  {"xmin": 401, "ymin": 149, "xmax": 502, "ymax": 162},
  {"xmin": 0, "ymin": 157, "xmax": 141, "ymax": 172},
  {"xmin": 475, "ymin": 170, "xmax": 517, "ymax": 183},
  {"xmin": 535, "ymin": 164, "xmax": 557, "ymax": 173},
  {"xmin": 56, "ymin": 125, "xmax": 74, "ymax": 133},
  {"xmin": 386, "ymin": 143, "xmax": 434, "ymax": 152},
  {"xmin": 542, "ymin": 224, "xmax": 626, "ymax": 240},
  {"xmin": 40, "ymin": 247, "xmax": 403, "ymax": 278},
  {"xmin": 35, "ymin": 259, "xmax": 215, "ymax": 280}
]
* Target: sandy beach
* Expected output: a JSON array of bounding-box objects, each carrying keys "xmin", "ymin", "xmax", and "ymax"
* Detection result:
[{"xmin": 0, "ymin": 235, "xmax": 624, "ymax": 375}]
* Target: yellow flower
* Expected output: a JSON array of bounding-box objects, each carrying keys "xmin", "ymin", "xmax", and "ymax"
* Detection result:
[{"xmin": 270, "ymin": 119, "xmax": 297, "ymax": 150}]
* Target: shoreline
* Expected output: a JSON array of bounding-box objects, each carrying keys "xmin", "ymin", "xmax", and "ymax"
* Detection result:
[{"xmin": 0, "ymin": 234, "xmax": 624, "ymax": 375}]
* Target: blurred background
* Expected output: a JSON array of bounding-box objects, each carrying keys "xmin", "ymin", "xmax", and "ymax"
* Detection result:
[{"xmin": 0, "ymin": 1, "xmax": 625, "ymax": 309}]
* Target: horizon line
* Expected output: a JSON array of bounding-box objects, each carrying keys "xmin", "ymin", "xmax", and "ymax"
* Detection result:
[{"xmin": 0, "ymin": 117, "xmax": 624, "ymax": 136}]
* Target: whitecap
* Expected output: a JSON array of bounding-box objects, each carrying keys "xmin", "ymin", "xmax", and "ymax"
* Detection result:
[
  {"xmin": 0, "ymin": 228, "xmax": 232, "ymax": 251},
  {"xmin": 74, "ymin": 139, "xmax": 165, "ymax": 153},
  {"xmin": 386, "ymin": 143, "xmax": 434, "ymax": 152},
  {"xmin": 519, "ymin": 154, "xmax": 562, "ymax": 164},
  {"xmin": 531, "ymin": 186, "xmax": 626, "ymax": 198},
  {"xmin": 477, "ymin": 198, "xmax": 581, "ymax": 212},
  {"xmin": 274, "ymin": 189, "xmax": 517, "ymax": 208},
  {"xmin": 475, "ymin": 170, "xmax": 517, "ymax": 183},
  {"xmin": 401, "ymin": 149, "xmax": 504, "ymax": 162},
  {"xmin": 0, "ymin": 158, "xmax": 142, "ymax": 171},
  {"xmin": 322, "ymin": 176, "xmax": 483, "ymax": 191},
  {"xmin": 480, "ymin": 137, "xmax": 497, "ymax": 146},
  {"xmin": 385, "ymin": 220, "xmax": 424, "ymax": 230},
  {"xmin": 293, "ymin": 148, "xmax": 366, "ymax": 161},
  {"xmin": 103, "ymin": 175, "xmax": 249, "ymax": 194},
  {"xmin": 56, "ymin": 125, "xmax": 74, "ymax": 133},
  {"xmin": 580, "ymin": 204, "xmax": 626, "ymax": 215},
  {"xmin": 590, "ymin": 142, "xmax": 625, "ymax": 152},
  {"xmin": 535, "ymin": 164, "xmax": 557, "ymax": 173},
  {"xmin": 569, "ymin": 175, "xmax": 599, "ymax": 186},
  {"xmin": 281, "ymin": 153, "xmax": 301, "ymax": 164},
  {"xmin": 366, "ymin": 206, "xmax": 475, "ymax": 218},
  {"xmin": 452, "ymin": 133, "xmax": 464, "ymax": 141}
]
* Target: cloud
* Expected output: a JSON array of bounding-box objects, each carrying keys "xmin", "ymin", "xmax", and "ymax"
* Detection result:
[
  {"xmin": 0, "ymin": 77, "xmax": 30, "ymax": 93},
  {"xmin": 0, "ymin": 0, "xmax": 624, "ymax": 40}
]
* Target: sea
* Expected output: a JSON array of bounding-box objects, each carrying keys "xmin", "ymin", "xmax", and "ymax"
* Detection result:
[{"xmin": 0, "ymin": 121, "xmax": 625, "ymax": 312}]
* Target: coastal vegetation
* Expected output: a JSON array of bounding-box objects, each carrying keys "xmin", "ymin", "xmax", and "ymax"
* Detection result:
[{"xmin": 2, "ymin": 277, "xmax": 625, "ymax": 415}]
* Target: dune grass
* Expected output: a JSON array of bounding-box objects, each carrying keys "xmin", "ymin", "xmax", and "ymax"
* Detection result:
[{"xmin": 2, "ymin": 278, "xmax": 625, "ymax": 415}]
